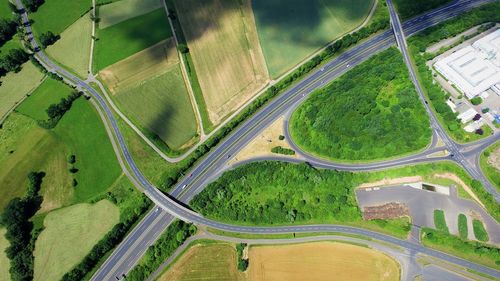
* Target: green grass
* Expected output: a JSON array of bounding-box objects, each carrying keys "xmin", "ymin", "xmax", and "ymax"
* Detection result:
[
  {"xmin": 94, "ymin": 8, "xmax": 172, "ymax": 71},
  {"xmin": 98, "ymin": 0, "xmax": 162, "ymax": 29},
  {"xmin": 433, "ymin": 210, "xmax": 449, "ymax": 233},
  {"xmin": 422, "ymin": 227, "xmax": 499, "ymax": 269},
  {"xmin": 16, "ymin": 77, "xmax": 73, "ymax": 120},
  {"xmin": 33, "ymin": 200, "xmax": 119, "ymax": 281},
  {"xmin": 290, "ymin": 48, "xmax": 431, "ymax": 161},
  {"xmin": 458, "ymin": 214, "xmax": 468, "ymax": 240},
  {"xmin": 393, "ymin": 0, "xmax": 453, "ymax": 20},
  {"xmin": 0, "ymin": 62, "xmax": 45, "ymax": 119},
  {"xmin": 46, "ymin": 12, "xmax": 92, "ymax": 77},
  {"xmin": 31, "ymin": 0, "xmax": 91, "ymax": 35},
  {"xmin": 252, "ymin": 0, "xmax": 373, "ymax": 77},
  {"xmin": 114, "ymin": 64, "xmax": 197, "ymax": 149},
  {"xmin": 0, "ymin": 228, "xmax": 10, "ymax": 281},
  {"xmin": 53, "ymin": 98, "xmax": 122, "ymax": 202},
  {"xmin": 472, "ymin": 219, "xmax": 489, "ymax": 242},
  {"xmin": 480, "ymin": 141, "xmax": 500, "ymax": 192},
  {"xmin": 0, "ymin": 0, "xmax": 12, "ymax": 18}
]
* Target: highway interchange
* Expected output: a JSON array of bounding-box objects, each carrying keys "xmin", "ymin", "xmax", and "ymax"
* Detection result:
[{"xmin": 14, "ymin": 0, "xmax": 500, "ymax": 280}]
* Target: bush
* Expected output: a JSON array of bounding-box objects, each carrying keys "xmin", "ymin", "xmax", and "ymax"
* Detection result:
[
  {"xmin": 236, "ymin": 243, "xmax": 248, "ymax": 271},
  {"xmin": 177, "ymin": 43, "xmax": 189, "ymax": 54},
  {"xmin": 470, "ymin": 97, "xmax": 482, "ymax": 105},
  {"xmin": 278, "ymin": 135, "xmax": 285, "ymax": 140},
  {"xmin": 271, "ymin": 146, "xmax": 295, "ymax": 155}
]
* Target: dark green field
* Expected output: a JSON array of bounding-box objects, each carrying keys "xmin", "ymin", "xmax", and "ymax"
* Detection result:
[
  {"xmin": 290, "ymin": 48, "xmax": 431, "ymax": 161},
  {"xmin": 94, "ymin": 8, "xmax": 172, "ymax": 71}
]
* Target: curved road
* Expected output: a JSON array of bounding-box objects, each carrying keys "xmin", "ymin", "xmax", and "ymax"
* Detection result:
[{"xmin": 13, "ymin": 0, "xmax": 499, "ymax": 279}]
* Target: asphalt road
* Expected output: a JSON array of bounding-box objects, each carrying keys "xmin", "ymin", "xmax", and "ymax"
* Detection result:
[{"xmin": 13, "ymin": 0, "xmax": 499, "ymax": 279}]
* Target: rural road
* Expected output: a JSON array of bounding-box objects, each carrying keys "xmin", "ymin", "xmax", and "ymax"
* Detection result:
[{"xmin": 13, "ymin": 0, "xmax": 499, "ymax": 280}]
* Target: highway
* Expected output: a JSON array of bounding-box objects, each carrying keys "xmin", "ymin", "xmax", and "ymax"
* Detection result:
[{"xmin": 13, "ymin": 0, "xmax": 499, "ymax": 279}]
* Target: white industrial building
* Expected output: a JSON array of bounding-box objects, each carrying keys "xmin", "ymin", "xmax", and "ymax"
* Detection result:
[{"xmin": 435, "ymin": 29, "xmax": 500, "ymax": 99}]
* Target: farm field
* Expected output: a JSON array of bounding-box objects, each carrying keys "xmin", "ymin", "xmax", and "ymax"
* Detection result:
[
  {"xmin": 46, "ymin": 12, "xmax": 92, "ymax": 77},
  {"xmin": 0, "ymin": 62, "xmax": 45, "ymax": 120},
  {"xmin": 31, "ymin": 0, "xmax": 91, "ymax": 36},
  {"xmin": 158, "ymin": 242, "xmax": 245, "ymax": 281},
  {"xmin": 480, "ymin": 141, "xmax": 500, "ymax": 192},
  {"xmin": 173, "ymin": 0, "xmax": 269, "ymax": 124},
  {"xmin": 99, "ymin": 0, "xmax": 162, "ymax": 29},
  {"xmin": 114, "ymin": 64, "xmax": 197, "ymax": 149},
  {"xmin": 16, "ymin": 77, "xmax": 74, "ymax": 120},
  {"xmin": 249, "ymin": 242, "xmax": 399, "ymax": 281},
  {"xmin": 290, "ymin": 48, "xmax": 431, "ymax": 161},
  {"xmin": 252, "ymin": 0, "xmax": 374, "ymax": 78},
  {"xmin": 94, "ymin": 8, "xmax": 172, "ymax": 71},
  {"xmin": 33, "ymin": 200, "xmax": 120, "ymax": 281},
  {"xmin": 0, "ymin": 228, "xmax": 9, "ymax": 281}
]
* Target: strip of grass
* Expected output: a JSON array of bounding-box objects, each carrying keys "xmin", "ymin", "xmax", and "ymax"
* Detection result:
[
  {"xmin": 16, "ymin": 77, "xmax": 73, "ymax": 120},
  {"xmin": 30, "ymin": 0, "xmax": 91, "ymax": 36},
  {"xmin": 433, "ymin": 210, "xmax": 449, "ymax": 233},
  {"xmin": 0, "ymin": 62, "xmax": 45, "ymax": 119},
  {"xmin": 113, "ymin": 64, "xmax": 197, "ymax": 150},
  {"xmin": 252, "ymin": 0, "xmax": 374, "ymax": 78},
  {"xmin": 0, "ymin": 228, "xmax": 10, "ymax": 281},
  {"xmin": 472, "ymin": 220, "xmax": 489, "ymax": 242},
  {"xmin": 94, "ymin": 8, "xmax": 172, "ymax": 71},
  {"xmin": 393, "ymin": 0, "xmax": 453, "ymax": 20},
  {"xmin": 33, "ymin": 200, "xmax": 120, "ymax": 281},
  {"xmin": 422, "ymin": 227, "xmax": 499, "ymax": 269},
  {"xmin": 46, "ymin": 12, "xmax": 92, "ymax": 78},
  {"xmin": 480, "ymin": 141, "xmax": 500, "ymax": 192},
  {"xmin": 458, "ymin": 214, "xmax": 468, "ymax": 240},
  {"xmin": 290, "ymin": 48, "xmax": 431, "ymax": 161}
]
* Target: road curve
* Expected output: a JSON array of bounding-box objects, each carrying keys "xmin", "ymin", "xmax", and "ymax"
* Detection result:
[{"xmin": 13, "ymin": 0, "xmax": 499, "ymax": 279}]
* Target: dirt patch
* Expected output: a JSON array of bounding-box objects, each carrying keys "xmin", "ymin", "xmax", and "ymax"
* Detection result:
[
  {"xmin": 362, "ymin": 202, "xmax": 410, "ymax": 220},
  {"xmin": 174, "ymin": 0, "xmax": 269, "ymax": 124},
  {"xmin": 487, "ymin": 147, "xmax": 500, "ymax": 171},
  {"xmin": 249, "ymin": 242, "xmax": 399, "ymax": 281},
  {"xmin": 358, "ymin": 176, "xmax": 422, "ymax": 188},
  {"xmin": 99, "ymin": 38, "xmax": 179, "ymax": 95},
  {"xmin": 433, "ymin": 173, "xmax": 484, "ymax": 208},
  {"xmin": 229, "ymin": 116, "xmax": 298, "ymax": 165}
]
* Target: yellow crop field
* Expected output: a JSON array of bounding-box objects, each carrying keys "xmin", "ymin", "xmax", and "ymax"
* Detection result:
[
  {"xmin": 249, "ymin": 242, "xmax": 400, "ymax": 281},
  {"xmin": 174, "ymin": 0, "xmax": 269, "ymax": 124},
  {"xmin": 99, "ymin": 0, "xmax": 163, "ymax": 29},
  {"xmin": 100, "ymin": 38, "xmax": 179, "ymax": 94},
  {"xmin": 158, "ymin": 242, "xmax": 245, "ymax": 281}
]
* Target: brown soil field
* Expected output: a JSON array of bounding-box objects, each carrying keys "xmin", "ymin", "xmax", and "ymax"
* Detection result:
[
  {"xmin": 158, "ymin": 242, "xmax": 245, "ymax": 281},
  {"xmin": 99, "ymin": 38, "xmax": 179, "ymax": 94},
  {"xmin": 249, "ymin": 242, "xmax": 399, "ymax": 281},
  {"xmin": 174, "ymin": 0, "xmax": 269, "ymax": 124}
]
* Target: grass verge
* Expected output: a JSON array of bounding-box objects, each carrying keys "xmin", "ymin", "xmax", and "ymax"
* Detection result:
[
  {"xmin": 458, "ymin": 214, "xmax": 468, "ymax": 240},
  {"xmin": 480, "ymin": 141, "xmax": 500, "ymax": 192},
  {"xmin": 472, "ymin": 219, "xmax": 489, "ymax": 242},
  {"xmin": 433, "ymin": 210, "xmax": 449, "ymax": 233}
]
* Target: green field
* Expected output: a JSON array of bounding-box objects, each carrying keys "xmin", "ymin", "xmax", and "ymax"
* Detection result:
[
  {"xmin": 472, "ymin": 219, "xmax": 489, "ymax": 242},
  {"xmin": 98, "ymin": 0, "xmax": 162, "ymax": 29},
  {"xmin": 94, "ymin": 8, "xmax": 172, "ymax": 71},
  {"xmin": 0, "ymin": 62, "xmax": 45, "ymax": 119},
  {"xmin": 0, "ymin": 0, "xmax": 12, "ymax": 17},
  {"xmin": 114, "ymin": 64, "xmax": 197, "ymax": 149},
  {"xmin": 480, "ymin": 141, "xmax": 500, "ymax": 192},
  {"xmin": 31, "ymin": 0, "xmax": 91, "ymax": 35},
  {"xmin": 433, "ymin": 210, "xmax": 449, "ymax": 233},
  {"xmin": 16, "ymin": 77, "xmax": 74, "ymax": 120},
  {"xmin": 393, "ymin": 0, "xmax": 453, "ymax": 20},
  {"xmin": 252, "ymin": 0, "xmax": 373, "ymax": 77},
  {"xmin": 458, "ymin": 214, "xmax": 468, "ymax": 240},
  {"xmin": 33, "ymin": 200, "xmax": 119, "ymax": 281},
  {"xmin": 0, "ymin": 228, "xmax": 10, "ymax": 281},
  {"xmin": 46, "ymin": 12, "xmax": 92, "ymax": 77},
  {"xmin": 290, "ymin": 48, "xmax": 431, "ymax": 161},
  {"xmin": 0, "ymin": 34, "xmax": 22, "ymax": 55}
]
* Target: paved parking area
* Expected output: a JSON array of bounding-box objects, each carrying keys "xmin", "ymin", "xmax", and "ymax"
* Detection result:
[{"xmin": 355, "ymin": 185, "xmax": 500, "ymax": 244}]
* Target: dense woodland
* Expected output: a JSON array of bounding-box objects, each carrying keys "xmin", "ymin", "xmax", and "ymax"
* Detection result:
[{"xmin": 291, "ymin": 48, "xmax": 431, "ymax": 161}]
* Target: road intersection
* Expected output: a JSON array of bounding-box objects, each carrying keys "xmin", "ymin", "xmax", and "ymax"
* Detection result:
[{"xmin": 13, "ymin": 0, "xmax": 499, "ymax": 279}]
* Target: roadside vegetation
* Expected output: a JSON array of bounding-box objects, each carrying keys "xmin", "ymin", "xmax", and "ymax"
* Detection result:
[
  {"xmin": 94, "ymin": 8, "xmax": 172, "ymax": 71},
  {"xmin": 458, "ymin": 214, "xmax": 468, "ymax": 240},
  {"xmin": 393, "ymin": 0, "xmax": 453, "ymax": 20},
  {"xmin": 407, "ymin": 2, "xmax": 500, "ymax": 143},
  {"xmin": 252, "ymin": 0, "xmax": 374, "ymax": 77},
  {"xmin": 290, "ymin": 48, "xmax": 431, "ymax": 161},
  {"xmin": 422, "ymin": 228, "xmax": 499, "ymax": 269},
  {"xmin": 433, "ymin": 210, "xmax": 449, "ymax": 233},
  {"xmin": 472, "ymin": 219, "xmax": 489, "ymax": 242},
  {"xmin": 126, "ymin": 221, "xmax": 196, "ymax": 281},
  {"xmin": 480, "ymin": 141, "xmax": 500, "ymax": 192}
]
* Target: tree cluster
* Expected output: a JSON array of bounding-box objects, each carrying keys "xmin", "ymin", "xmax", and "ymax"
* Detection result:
[
  {"xmin": 126, "ymin": 221, "xmax": 196, "ymax": 281},
  {"xmin": 39, "ymin": 31, "xmax": 60, "ymax": 48},
  {"xmin": 1, "ymin": 171, "xmax": 45, "ymax": 281},
  {"xmin": 39, "ymin": 91, "xmax": 82, "ymax": 129},
  {"xmin": 0, "ymin": 48, "xmax": 29, "ymax": 76},
  {"xmin": 0, "ymin": 19, "xmax": 18, "ymax": 47},
  {"xmin": 291, "ymin": 48, "xmax": 431, "ymax": 161},
  {"xmin": 236, "ymin": 243, "xmax": 249, "ymax": 271},
  {"xmin": 21, "ymin": 0, "xmax": 45, "ymax": 12}
]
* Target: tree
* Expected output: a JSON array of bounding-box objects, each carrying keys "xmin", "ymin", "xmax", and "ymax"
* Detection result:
[
  {"xmin": 39, "ymin": 31, "xmax": 59, "ymax": 48},
  {"xmin": 0, "ymin": 19, "xmax": 17, "ymax": 47},
  {"xmin": 22, "ymin": 0, "xmax": 45, "ymax": 12},
  {"xmin": 177, "ymin": 43, "xmax": 189, "ymax": 54},
  {"xmin": 68, "ymin": 155, "xmax": 76, "ymax": 164}
]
